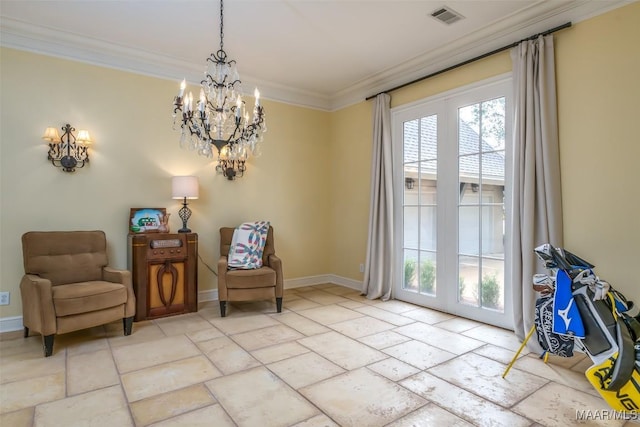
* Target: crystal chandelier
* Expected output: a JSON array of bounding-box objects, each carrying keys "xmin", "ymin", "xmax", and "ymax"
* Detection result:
[{"xmin": 172, "ymin": 0, "xmax": 266, "ymax": 180}]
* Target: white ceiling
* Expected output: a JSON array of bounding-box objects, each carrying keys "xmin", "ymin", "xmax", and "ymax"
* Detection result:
[{"xmin": 0, "ymin": 0, "xmax": 631, "ymax": 110}]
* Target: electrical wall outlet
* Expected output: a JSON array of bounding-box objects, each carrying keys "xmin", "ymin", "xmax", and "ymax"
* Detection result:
[{"xmin": 0, "ymin": 292, "xmax": 9, "ymax": 305}]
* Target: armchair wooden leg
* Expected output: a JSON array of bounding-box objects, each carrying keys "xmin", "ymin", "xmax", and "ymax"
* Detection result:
[
  {"xmin": 24, "ymin": 326, "xmax": 29, "ymax": 338},
  {"xmin": 43, "ymin": 335, "xmax": 54, "ymax": 357},
  {"xmin": 123, "ymin": 316, "xmax": 134, "ymax": 336},
  {"xmin": 220, "ymin": 301, "xmax": 227, "ymax": 317},
  {"xmin": 276, "ymin": 297, "xmax": 283, "ymax": 313}
]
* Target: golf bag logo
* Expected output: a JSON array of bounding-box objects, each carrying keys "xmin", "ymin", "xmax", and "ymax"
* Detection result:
[{"xmin": 588, "ymin": 355, "xmax": 640, "ymax": 412}]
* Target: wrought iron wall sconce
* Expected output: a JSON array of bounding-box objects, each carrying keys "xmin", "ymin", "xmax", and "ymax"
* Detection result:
[
  {"xmin": 42, "ymin": 124, "xmax": 92, "ymax": 172},
  {"xmin": 405, "ymin": 177, "xmax": 415, "ymax": 190},
  {"xmin": 216, "ymin": 144, "xmax": 246, "ymax": 180}
]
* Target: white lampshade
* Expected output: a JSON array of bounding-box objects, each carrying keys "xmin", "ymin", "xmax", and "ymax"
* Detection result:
[
  {"xmin": 172, "ymin": 176, "xmax": 199, "ymax": 199},
  {"xmin": 42, "ymin": 127, "xmax": 61, "ymax": 142},
  {"xmin": 76, "ymin": 130, "xmax": 92, "ymax": 145}
]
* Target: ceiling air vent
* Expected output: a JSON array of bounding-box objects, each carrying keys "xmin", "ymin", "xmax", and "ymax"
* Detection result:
[{"xmin": 431, "ymin": 6, "xmax": 464, "ymax": 25}]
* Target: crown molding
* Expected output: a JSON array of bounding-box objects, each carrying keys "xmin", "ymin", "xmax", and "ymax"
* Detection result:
[
  {"xmin": 329, "ymin": 0, "xmax": 632, "ymax": 111},
  {"xmin": 0, "ymin": 16, "xmax": 333, "ymax": 111},
  {"xmin": 1, "ymin": 1, "xmax": 631, "ymax": 112}
]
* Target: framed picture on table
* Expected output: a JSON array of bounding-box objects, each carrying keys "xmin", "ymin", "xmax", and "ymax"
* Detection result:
[{"xmin": 129, "ymin": 208, "xmax": 168, "ymax": 234}]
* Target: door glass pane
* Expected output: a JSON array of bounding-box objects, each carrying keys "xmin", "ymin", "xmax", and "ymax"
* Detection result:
[
  {"xmin": 481, "ymin": 260, "xmax": 504, "ymax": 311},
  {"xmin": 481, "ymin": 152, "xmax": 504, "ymax": 185},
  {"xmin": 403, "ymin": 207, "xmax": 419, "ymax": 249},
  {"xmin": 419, "ymin": 160, "xmax": 437, "ymax": 188},
  {"xmin": 420, "ymin": 207, "xmax": 436, "ymax": 251},
  {"xmin": 419, "ymin": 251, "xmax": 437, "ymax": 295},
  {"xmin": 459, "ymin": 154, "xmax": 479, "ymax": 205},
  {"xmin": 482, "ymin": 205, "xmax": 504, "ymax": 256},
  {"xmin": 420, "ymin": 160, "xmax": 437, "ymax": 259},
  {"xmin": 403, "ymin": 249, "xmax": 419, "ymax": 291},
  {"xmin": 404, "ymin": 165, "xmax": 418, "ymax": 204},
  {"xmin": 458, "ymin": 206, "xmax": 479, "ymax": 256},
  {"xmin": 403, "ymin": 120, "xmax": 419, "ymax": 163},
  {"xmin": 420, "ymin": 116, "xmax": 438, "ymax": 160},
  {"xmin": 459, "ymin": 105, "xmax": 479, "ymax": 155},
  {"xmin": 480, "ymin": 97, "xmax": 506, "ymax": 151},
  {"xmin": 459, "ymin": 255, "xmax": 479, "ymax": 306}
]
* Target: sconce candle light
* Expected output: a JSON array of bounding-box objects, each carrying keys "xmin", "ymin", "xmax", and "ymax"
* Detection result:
[
  {"xmin": 171, "ymin": 176, "xmax": 199, "ymax": 233},
  {"xmin": 42, "ymin": 124, "xmax": 92, "ymax": 172}
]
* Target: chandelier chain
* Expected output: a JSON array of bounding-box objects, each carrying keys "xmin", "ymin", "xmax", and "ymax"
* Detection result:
[{"xmin": 219, "ymin": 0, "xmax": 224, "ymax": 52}]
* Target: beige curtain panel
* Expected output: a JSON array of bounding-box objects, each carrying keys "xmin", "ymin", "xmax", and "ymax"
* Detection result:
[
  {"xmin": 363, "ymin": 93, "xmax": 394, "ymax": 301},
  {"xmin": 509, "ymin": 35, "xmax": 564, "ymax": 348}
]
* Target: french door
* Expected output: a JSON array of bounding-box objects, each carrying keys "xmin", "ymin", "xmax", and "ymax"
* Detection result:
[{"xmin": 392, "ymin": 77, "xmax": 513, "ymax": 329}]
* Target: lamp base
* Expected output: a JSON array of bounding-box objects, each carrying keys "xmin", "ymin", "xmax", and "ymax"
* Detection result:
[{"xmin": 178, "ymin": 199, "xmax": 192, "ymax": 234}]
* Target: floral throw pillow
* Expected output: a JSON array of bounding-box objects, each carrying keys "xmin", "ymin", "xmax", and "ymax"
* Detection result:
[{"xmin": 227, "ymin": 221, "xmax": 270, "ymax": 270}]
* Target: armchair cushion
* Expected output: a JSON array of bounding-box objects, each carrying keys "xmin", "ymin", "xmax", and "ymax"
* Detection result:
[
  {"xmin": 225, "ymin": 267, "xmax": 277, "ymax": 289},
  {"xmin": 22, "ymin": 231, "xmax": 108, "ymax": 285},
  {"xmin": 228, "ymin": 221, "xmax": 270, "ymax": 270},
  {"xmin": 52, "ymin": 281, "xmax": 128, "ymax": 316}
]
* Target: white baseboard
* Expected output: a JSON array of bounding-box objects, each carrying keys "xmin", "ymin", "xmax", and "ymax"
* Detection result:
[
  {"xmin": 0, "ymin": 316, "xmax": 24, "ymax": 334},
  {"xmin": 325, "ymin": 274, "xmax": 363, "ymax": 291},
  {"xmin": 284, "ymin": 274, "xmax": 335, "ymax": 289},
  {"xmin": 199, "ymin": 274, "xmax": 362, "ymax": 300},
  {"xmin": 0, "ymin": 274, "xmax": 363, "ymax": 333},
  {"xmin": 199, "ymin": 288, "xmax": 218, "ymax": 303}
]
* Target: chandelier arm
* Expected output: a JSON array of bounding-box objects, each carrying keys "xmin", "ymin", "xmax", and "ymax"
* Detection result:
[{"xmin": 205, "ymin": 51, "xmax": 229, "ymax": 64}]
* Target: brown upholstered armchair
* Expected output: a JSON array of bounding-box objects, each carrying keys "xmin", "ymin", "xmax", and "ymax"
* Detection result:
[
  {"xmin": 218, "ymin": 226, "xmax": 283, "ymax": 317},
  {"xmin": 20, "ymin": 231, "xmax": 136, "ymax": 356}
]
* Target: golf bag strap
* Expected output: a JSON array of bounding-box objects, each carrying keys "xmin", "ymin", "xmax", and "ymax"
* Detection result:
[{"xmin": 603, "ymin": 316, "xmax": 636, "ymax": 391}]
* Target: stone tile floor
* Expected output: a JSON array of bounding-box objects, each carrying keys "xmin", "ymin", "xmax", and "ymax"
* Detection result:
[{"xmin": 0, "ymin": 284, "xmax": 635, "ymax": 426}]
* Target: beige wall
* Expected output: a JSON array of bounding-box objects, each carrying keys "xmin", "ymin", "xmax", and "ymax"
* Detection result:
[
  {"xmin": 0, "ymin": 49, "xmax": 331, "ymax": 318},
  {"xmin": 328, "ymin": 101, "xmax": 373, "ymax": 280},
  {"xmin": 2, "ymin": 1, "xmax": 638, "ymax": 321},
  {"xmin": 555, "ymin": 2, "xmax": 640, "ymax": 301}
]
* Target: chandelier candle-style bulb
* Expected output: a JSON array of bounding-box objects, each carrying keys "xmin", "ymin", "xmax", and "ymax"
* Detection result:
[
  {"xmin": 199, "ymin": 90, "xmax": 206, "ymax": 113},
  {"xmin": 171, "ymin": 0, "xmax": 266, "ymax": 180},
  {"xmin": 235, "ymin": 95, "xmax": 242, "ymax": 119}
]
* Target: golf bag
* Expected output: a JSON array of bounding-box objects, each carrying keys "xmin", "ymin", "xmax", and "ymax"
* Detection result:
[{"xmin": 532, "ymin": 244, "xmax": 640, "ymax": 411}]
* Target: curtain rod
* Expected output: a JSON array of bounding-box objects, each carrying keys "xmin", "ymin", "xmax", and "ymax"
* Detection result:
[{"xmin": 365, "ymin": 21, "xmax": 572, "ymax": 101}]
